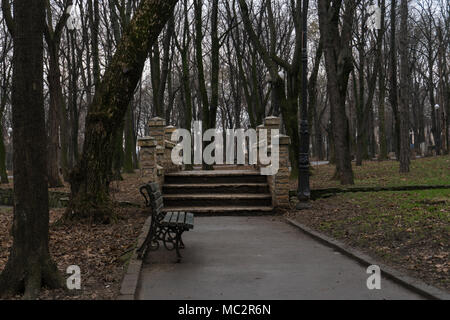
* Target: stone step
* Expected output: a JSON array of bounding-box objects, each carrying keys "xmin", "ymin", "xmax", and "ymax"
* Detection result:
[
  {"xmin": 192, "ymin": 165, "xmax": 256, "ymax": 171},
  {"xmin": 165, "ymin": 170, "xmax": 267, "ymax": 184},
  {"xmin": 163, "ymin": 193, "xmax": 273, "ymax": 207},
  {"xmin": 163, "ymin": 169, "xmax": 273, "ymax": 215},
  {"xmin": 163, "ymin": 183, "xmax": 270, "ymax": 194},
  {"xmin": 166, "ymin": 170, "xmax": 261, "ymax": 176},
  {"xmin": 162, "ymin": 206, "xmax": 274, "ymax": 216}
]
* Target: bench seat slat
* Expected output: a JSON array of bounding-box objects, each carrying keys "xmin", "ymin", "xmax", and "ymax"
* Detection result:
[
  {"xmin": 177, "ymin": 212, "xmax": 186, "ymax": 225},
  {"xmin": 185, "ymin": 213, "xmax": 194, "ymax": 229},
  {"xmin": 169, "ymin": 212, "xmax": 179, "ymax": 226},
  {"xmin": 162, "ymin": 212, "xmax": 173, "ymax": 225}
]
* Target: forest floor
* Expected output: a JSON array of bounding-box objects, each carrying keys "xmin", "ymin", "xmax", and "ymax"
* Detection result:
[
  {"xmin": 288, "ymin": 155, "xmax": 450, "ymax": 291},
  {"xmin": 0, "ymin": 174, "xmax": 148, "ymax": 300}
]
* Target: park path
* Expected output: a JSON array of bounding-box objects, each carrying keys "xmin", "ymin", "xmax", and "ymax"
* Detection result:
[{"xmin": 137, "ymin": 216, "xmax": 424, "ymax": 300}]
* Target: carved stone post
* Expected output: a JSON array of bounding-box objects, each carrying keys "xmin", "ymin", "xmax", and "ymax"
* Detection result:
[
  {"xmin": 138, "ymin": 137, "xmax": 157, "ymax": 183},
  {"xmin": 164, "ymin": 125, "xmax": 178, "ymax": 173},
  {"xmin": 149, "ymin": 117, "xmax": 166, "ymax": 148},
  {"xmin": 264, "ymin": 116, "xmax": 281, "ymax": 147},
  {"xmin": 259, "ymin": 116, "xmax": 291, "ymax": 208},
  {"xmin": 274, "ymin": 135, "xmax": 291, "ymax": 208},
  {"xmin": 148, "ymin": 117, "xmax": 166, "ymax": 185}
]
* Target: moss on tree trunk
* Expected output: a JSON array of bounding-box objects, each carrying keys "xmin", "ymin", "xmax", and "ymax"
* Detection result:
[{"xmin": 66, "ymin": 0, "xmax": 179, "ymax": 222}]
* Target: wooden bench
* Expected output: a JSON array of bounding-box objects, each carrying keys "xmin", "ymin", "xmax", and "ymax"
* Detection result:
[{"xmin": 137, "ymin": 182, "xmax": 194, "ymax": 262}]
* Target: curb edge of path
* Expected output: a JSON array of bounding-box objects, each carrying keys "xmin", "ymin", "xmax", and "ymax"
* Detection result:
[
  {"xmin": 117, "ymin": 216, "xmax": 152, "ymax": 300},
  {"xmin": 285, "ymin": 218, "xmax": 450, "ymax": 300}
]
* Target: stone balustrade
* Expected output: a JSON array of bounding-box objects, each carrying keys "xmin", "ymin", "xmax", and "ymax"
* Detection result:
[
  {"xmin": 137, "ymin": 116, "xmax": 291, "ymax": 209},
  {"xmin": 137, "ymin": 117, "xmax": 182, "ymax": 186},
  {"xmin": 258, "ymin": 117, "xmax": 291, "ymax": 209}
]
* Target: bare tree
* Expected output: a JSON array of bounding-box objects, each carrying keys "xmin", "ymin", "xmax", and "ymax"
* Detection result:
[
  {"xmin": 0, "ymin": 18, "xmax": 12, "ymax": 183},
  {"xmin": 318, "ymin": 0, "xmax": 356, "ymax": 185},
  {"xmin": 44, "ymin": 0, "xmax": 72, "ymax": 187},
  {"xmin": 398, "ymin": 0, "xmax": 410, "ymax": 172},
  {"xmin": 0, "ymin": 0, "xmax": 62, "ymax": 299}
]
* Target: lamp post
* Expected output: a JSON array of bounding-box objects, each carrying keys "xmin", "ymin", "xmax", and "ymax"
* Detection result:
[{"xmin": 297, "ymin": 0, "xmax": 311, "ymax": 209}]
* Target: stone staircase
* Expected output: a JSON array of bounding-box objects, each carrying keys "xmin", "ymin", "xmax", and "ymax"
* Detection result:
[{"xmin": 162, "ymin": 168, "xmax": 274, "ymax": 216}]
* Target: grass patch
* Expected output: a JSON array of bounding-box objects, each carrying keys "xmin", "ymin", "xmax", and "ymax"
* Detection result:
[{"xmin": 299, "ymin": 155, "xmax": 450, "ymax": 190}]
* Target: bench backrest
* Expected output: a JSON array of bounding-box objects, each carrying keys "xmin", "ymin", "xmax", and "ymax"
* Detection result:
[{"xmin": 140, "ymin": 182, "xmax": 164, "ymax": 222}]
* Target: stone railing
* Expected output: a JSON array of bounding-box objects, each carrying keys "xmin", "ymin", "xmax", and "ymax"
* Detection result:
[
  {"xmin": 0, "ymin": 187, "xmax": 70, "ymax": 208},
  {"xmin": 137, "ymin": 117, "xmax": 182, "ymax": 186},
  {"xmin": 137, "ymin": 116, "xmax": 291, "ymax": 209},
  {"xmin": 255, "ymin": 117, "xmax": 291, "ymax": 209}
]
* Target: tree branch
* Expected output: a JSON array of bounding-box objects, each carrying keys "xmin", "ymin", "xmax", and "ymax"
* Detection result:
[{"xmin": 1, "ymin": 0, "xmax": 14, "ymax": 37}]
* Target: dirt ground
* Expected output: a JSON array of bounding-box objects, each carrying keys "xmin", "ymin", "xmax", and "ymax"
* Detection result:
[
  {"xmin": 0, "ymin": 172, "xmax": 149, "ymax": 300},
  {"xmin": 1, "ymin": 166, "xmax": 448, "ymax": 299}
]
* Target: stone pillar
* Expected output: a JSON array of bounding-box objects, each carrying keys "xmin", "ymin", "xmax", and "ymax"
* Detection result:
[
  {"xmin": 164, "ymin": 125, "xmax": 178, "ymax": 173},
  {"xmin": 274, "ymin": 135, "xmax": 291, "ymax": 208},
  {"xmin": 257, "ymin": 116, "xmax": 291, "ymax": 209},
  {"xmin": 149, "ymin": 118, "xmax": 166, "ymax": 182},
  {"xmin": 264, "ymin": 116, "xmax": 281, "ymax": 147},
  {"xmin": 256, "ymin": 124, "xmax": 266, "ymax": 168},
  {"xmin": 164, "ymin": 125, "xmax": 177, "ymax": 142},
  {"xmin": 137, "ymin": 118, "xmax": 166, "ymax": 185},
  {"xmin": 138, "ymin": 137, "xmax": 157, "ymax": 183},
  {"xmin": 149, "ymin": 117, "xmax": 166, "ymax": 148}
]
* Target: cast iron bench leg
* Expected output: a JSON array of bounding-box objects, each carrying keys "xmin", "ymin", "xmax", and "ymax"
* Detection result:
[
  {"xmin": 137, "ymin": 228, "xmax": 153, "ymax": 259},
  {"xmin": 179, "ymin": 236, "xmax": 185, "ymax": 249},
  {"xmin": 175, "ymin": 230, "xmax": 182, "ymax": 263}
]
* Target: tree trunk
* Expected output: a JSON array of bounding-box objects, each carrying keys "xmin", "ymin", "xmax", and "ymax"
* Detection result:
[
  {"xmin": 158, "ymin": 15, "xmax": 175, "ymax": 118},
  {"xmin": 355, "ymin": 5, "xmax": 367, "ymax": 166},
  {"xmin": 309, "ymin": 41, "xmax": 324, "ymax": 160},
  {"xmin": 44, "ymin": 1, "xmax": 72, "ymax": 187},
  {"xmin": 68, "ymin": 29, "xmax": 80, "ymax": 172},
  {"xmin": 46, "ymin": 44, "xmax": 64, "ymax": 187},
  {"xmin": 194, "ymin": 0, "xmax": 210, "ymax": 127},
  {"xmin": 0, "ymin": 124, "xmax": 9, "ymax": 184},
  {"xmin": 111, "ymin": 124, "xmax": 124, "ymax": 181},
  {"xmin": 123, "ymin": 104, "xmax": 135, "ymax": 174},
  {"xmin": 88, "ymin": 0, "xmax": 101, "ymax": 87},
  {"xmin": 0, "ymin": 81, "xmax": 9, "ymax": 184},
  {"xmin": 398, "ymin": 0, "xmax": 410, "ymax": 173},
  {"xmin": 66, "ymin": 0, "xmax": 179, "ymax": 222},
  {"xmin": 428, "ymin": 58, "xmax": 440, "ymax": 155},
  {"xmin": 378, "ymin": 1, "xmax": 388, "ymax": 161},
  {"xmin": 209, "ymin": 0, "xmax": 220, "ymax": 130},
  {"xmin": 151, "ymin": 43, "xmax": 161, "ymax": 117},
  {"xmin": 318, "ymin": 0, "xmax": 355, "ymax": 185},
  {"xmin": 177, "ymin": 0, "xmax": 193, "ymax": 132},
  {"xmin": 0, "ymin": 0, "xmax": 62, "ymax": 299},
  {"xmin": 390, "ymin": 0, "xmax": 401, "ymax": 158},
  {"xmin": 437, "ymin": 24, "xmax": 448, "ymax": 154}
]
